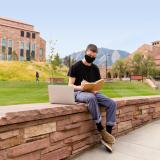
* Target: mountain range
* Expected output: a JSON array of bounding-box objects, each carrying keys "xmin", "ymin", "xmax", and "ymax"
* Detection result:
[{"xmin": 70, "ymin": 48, "xmax": 130, "ymax": 66}]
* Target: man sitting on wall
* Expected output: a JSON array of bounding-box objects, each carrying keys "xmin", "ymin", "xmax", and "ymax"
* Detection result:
[{"xmin": 67, "ymin": 44, "xmax": 117, "ymax": 152}]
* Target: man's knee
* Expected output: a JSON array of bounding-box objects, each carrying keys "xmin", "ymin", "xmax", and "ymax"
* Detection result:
[
  {"xmin": 86, "ymin": 93, "xmax": 96, "ymax": 102},
  {"xmin": 111, "ymin": 100, "xmax": 117, "ymax": 110}
]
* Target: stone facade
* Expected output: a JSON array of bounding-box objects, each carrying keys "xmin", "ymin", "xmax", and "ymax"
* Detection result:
[
  {"xmin": 0, "ymin": 17, "xmax": 46, "ymax": 62},
  {"xmin": 0, "ymin": 96, "xmax": 160, "ymax": 159}
]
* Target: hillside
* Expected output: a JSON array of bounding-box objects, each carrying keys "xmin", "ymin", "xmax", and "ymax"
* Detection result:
[{"xmin": 0, "ymin": 62, "xmax": 68, "ymax": 81}]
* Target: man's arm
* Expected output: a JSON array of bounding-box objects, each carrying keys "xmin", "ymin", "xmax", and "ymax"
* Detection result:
[{"xmin": 68, "ymin": 77, "xmax": 84, "ymax": 91}]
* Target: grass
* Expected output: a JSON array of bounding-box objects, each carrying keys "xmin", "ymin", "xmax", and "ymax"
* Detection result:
[
  {"xmin": 0, "ymin": 81, "xmax": 48, "ymax": 106},
  {"xmin": 101, "ymin": 80, "xmax": 160, "ymax": 98},
  {"xmin": 0, "ymin": 80, "xmax": 160, "ymax": 106}
]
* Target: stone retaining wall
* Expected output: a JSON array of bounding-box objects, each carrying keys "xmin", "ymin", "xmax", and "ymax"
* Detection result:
[{"xmin": 0, "ymin": 96, "xmax": 160, "ymax": 160}]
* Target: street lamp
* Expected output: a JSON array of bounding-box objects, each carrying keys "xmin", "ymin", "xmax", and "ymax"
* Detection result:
[
  {"xmin": 106, "ymin": 53, "xmax": 110, "ymax": 79},
  {"xmin": 68, "ymin": 55, "xmax": 71, "ymax": 68}
]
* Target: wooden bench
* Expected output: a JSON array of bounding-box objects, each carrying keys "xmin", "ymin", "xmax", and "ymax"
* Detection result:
[
  {"xmin": 46, "ymin": 77, "xmax": 65, "ymax": 83},
  {"xmin": 130, "ymin": 75, "xmax": 143, "ymax": 82}
]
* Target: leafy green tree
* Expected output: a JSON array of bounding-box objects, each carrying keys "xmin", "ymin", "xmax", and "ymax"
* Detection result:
[
  {"xmin": 112, "ymin": 59, "xmax": 126, "ymax": 80},
  {"xmin": 131, "ymin": 52, "xmax": 156, "ymax": 77},
  {"xmin": 142, "ymin": 54, "xmax": 156, "ymax": 77}
]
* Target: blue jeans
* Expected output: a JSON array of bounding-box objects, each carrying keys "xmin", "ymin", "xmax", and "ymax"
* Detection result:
[{"xmin": 74, "ymin": 91, "xmax": 117, "ymax": 126}]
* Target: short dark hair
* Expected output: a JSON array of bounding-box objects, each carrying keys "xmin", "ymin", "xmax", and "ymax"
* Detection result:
[{"xmin": 85, "ymin": 44, "xmax": 98, "ymax": 53}]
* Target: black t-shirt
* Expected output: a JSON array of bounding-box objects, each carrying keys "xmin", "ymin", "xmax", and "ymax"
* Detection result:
[{"xmin": 67, "ymin": 60, "xmax": 101, "ymax": 85}]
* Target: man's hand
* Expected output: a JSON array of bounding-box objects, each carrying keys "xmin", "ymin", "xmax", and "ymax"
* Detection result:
[{"xmin": 81, "ymin": 80, "xmax": 88, "ymax": 89}]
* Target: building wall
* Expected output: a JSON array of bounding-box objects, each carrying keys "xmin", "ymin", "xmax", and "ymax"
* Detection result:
[
  {"xmin": 152, "ymin": 41, "xmax": 160, "ymax": 47},
  {"xmin": 0, "ymin": 17, "xmax": 46, "ymax": 62}
]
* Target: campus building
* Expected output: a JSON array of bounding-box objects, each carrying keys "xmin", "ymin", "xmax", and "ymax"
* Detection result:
[
  {"xmin": 0, "ymin": 17, "xmax": 46, "ymax": 61},
  {"xmin": 151, "ymin": 40, "xmax": 160, "ymax": 67}
]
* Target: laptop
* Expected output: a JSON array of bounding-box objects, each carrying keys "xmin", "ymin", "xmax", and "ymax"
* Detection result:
[{"xmin": 48, "ymin": 85, "xmax": 76, "ymax": 104}]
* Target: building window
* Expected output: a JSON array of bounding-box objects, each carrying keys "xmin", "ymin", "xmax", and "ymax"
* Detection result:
[
  {"xmin": 26, "ymin": 42, "xmax": 30, "ymax": 61},
  {"xmin": 26, "ymin": 32, "xmax": 30, "ymax": 38},
  {"xmin": 1, "ymin": 46, "xmax": 6, "ymax": 60},
  {"xmin": 20, "ymin": 49, "xmax": 24, "ymax": 61},
  {"xmin": 31, "ymin": 44, "xmax": 36, "ymax": 60},
  {"xmin": 40, "ymin": 48, "xmax": 43, "ymax": 61},
  {"xmin": 20, "ymin": 42, "xmax": 24, "ymax": 61},
  {"xmin": 2, "ymin": 38, "xmax": 6, "ymax": 46},
  {"xmin": 32, "ymin": 33, "xmax": 36, "ymax": 39},
  {"xmin": 8, "ymin": 47, "xmax": 12, "ymax": 61},
  {"xmin": 8, "ymin": 40, "xmax": 12, "ymax": 61},
  {"xmin": 26, "ymin": 50, "xmax": 30, "ymax": 61},
  {"xmin": 21, "ymin": 42, "xmax": 24, "ymax": 49},
  {"xmin": 21, "ymin": 31, "xmax": 24, "ymax": 37},
  {"xmin": 1, "ymin": 38, "xmax": 6, "ymax": 60},
  {"xmin": 26, "ymin": 42, "xmax": 30, "ymax": 50},
  {"xmin": 32, "ymin": 44, "xmax": 36, "ymax": 50},
  {"xmin": 8, "ymin": 40, "xmax": 12, "ymax": 48}
]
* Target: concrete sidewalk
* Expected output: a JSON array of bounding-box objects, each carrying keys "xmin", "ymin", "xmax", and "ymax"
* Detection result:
[{"xmin": 73, "ymin": 119, "xmax": 160, "ymax": 160}]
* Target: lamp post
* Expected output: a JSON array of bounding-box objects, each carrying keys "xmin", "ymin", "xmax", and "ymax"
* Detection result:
[
  {"xmin": 141, "ymin": 55, "xmax": 144, "ymax": 81},
  {"xmin": 68, "ymin": 55, "xmax": 71, "ymax": 68},
  {"xmin": 106, "ymin": 53, "xmax": 110, "ymax": 79}
]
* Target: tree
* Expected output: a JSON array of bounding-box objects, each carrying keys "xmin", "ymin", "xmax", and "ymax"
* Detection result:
[
  {"xmin": 48, "ymin": 40, "xmax": 62, "ymax": 82},
  {"xmin": 63, "ymin": 55, "xmax": 76, "ymax": 67},
  {"xmin": 12, "ymin": 51, "xmax": 18, "ymax": 61},
  {"xmin": 112, "ymin": 59, "xmax": 126, "ymax": 80},
  {"xmin": 131, "ymin": 52, "xmax": 156, "ymax": 78},
  {"xmin": 54, "ymin": 53, "xmax": 61, "ymax": 67},
  {"xmin": 142, "ymin": 54, "xmax": 156, "ymax": 77},
  {"xmin": 131, "ymin": 53, "xmax": 143, "ymax": 75}
]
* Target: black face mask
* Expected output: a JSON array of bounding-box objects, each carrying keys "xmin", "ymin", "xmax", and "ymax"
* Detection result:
[{"xmin": 85, "ymin": 54, "xmax": 96, "ymax": 63}]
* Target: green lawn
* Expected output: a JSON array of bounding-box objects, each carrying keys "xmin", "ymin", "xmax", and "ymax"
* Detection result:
[
  {"xmin": 101, "ymin": 80, "xmax": 160, "ymax": 97},
  {"xmin": 0, "ymin": 80, "xmax": 160, "ymax": 106}
]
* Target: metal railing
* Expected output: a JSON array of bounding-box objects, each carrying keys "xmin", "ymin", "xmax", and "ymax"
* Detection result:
[{"xmin": 149, "ymin": 76, "xmax": 160, "ymax": 88}]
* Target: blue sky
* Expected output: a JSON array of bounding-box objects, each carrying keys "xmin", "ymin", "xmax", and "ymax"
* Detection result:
[{"xmin": 0, "ymin": 0, "xmax": 160, "ymax": 58}]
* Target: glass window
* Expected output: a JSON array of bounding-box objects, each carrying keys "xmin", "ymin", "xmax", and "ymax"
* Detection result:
[
  {"xmin": 8, "ymin": 47, "xmax": 12, "ymax": 61},
  {"xmin": 26, "ymin": 42, "xmax": 30, "ymax": 50},
  {"xmin": 21, "ymin": 42, "xmax": 24, "ymax": 49},
  {"xmin": 1, "ymin": 46, "xmax": 6, "ymax": 60},
  {"xmin": 26, "ymin": 50, "xmax": 30, "ymax": 61},
  {"xmin": 2, "ymin": 38, "xmax": 6, "ymax": 46},
  {"xmin": 26, "ymin": 32, "xmax": 30, "ymax": 38},
  {"xmin": 40, "ymin": 48, "xmax": 43, "ymax": 61},
  {"xmin": 32, "ymin": 44, "xmax": 36, "ymax": 51},
  {"xmin": 32, "ymin": 33, "xmax": 35, "ymax": 39},
  {"xmin": 20, "ymin": 49, "xmax": 24, "ymax": 61},
  {"xmin": 8, "ymin": 40, "xmax": 12, "ymax": 48},
  {"xmin": 21, "ymin": 31, "xmax": 24, "ymax": 37}
]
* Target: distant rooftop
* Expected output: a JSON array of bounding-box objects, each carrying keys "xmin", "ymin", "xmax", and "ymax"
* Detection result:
[
  {"xmin": 0, "ymin": 16, "xmax": 39, "ymax": 33},
  {"xmin": 0, "ymin": 16, "xmax": 33, "ymax": 26}
]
